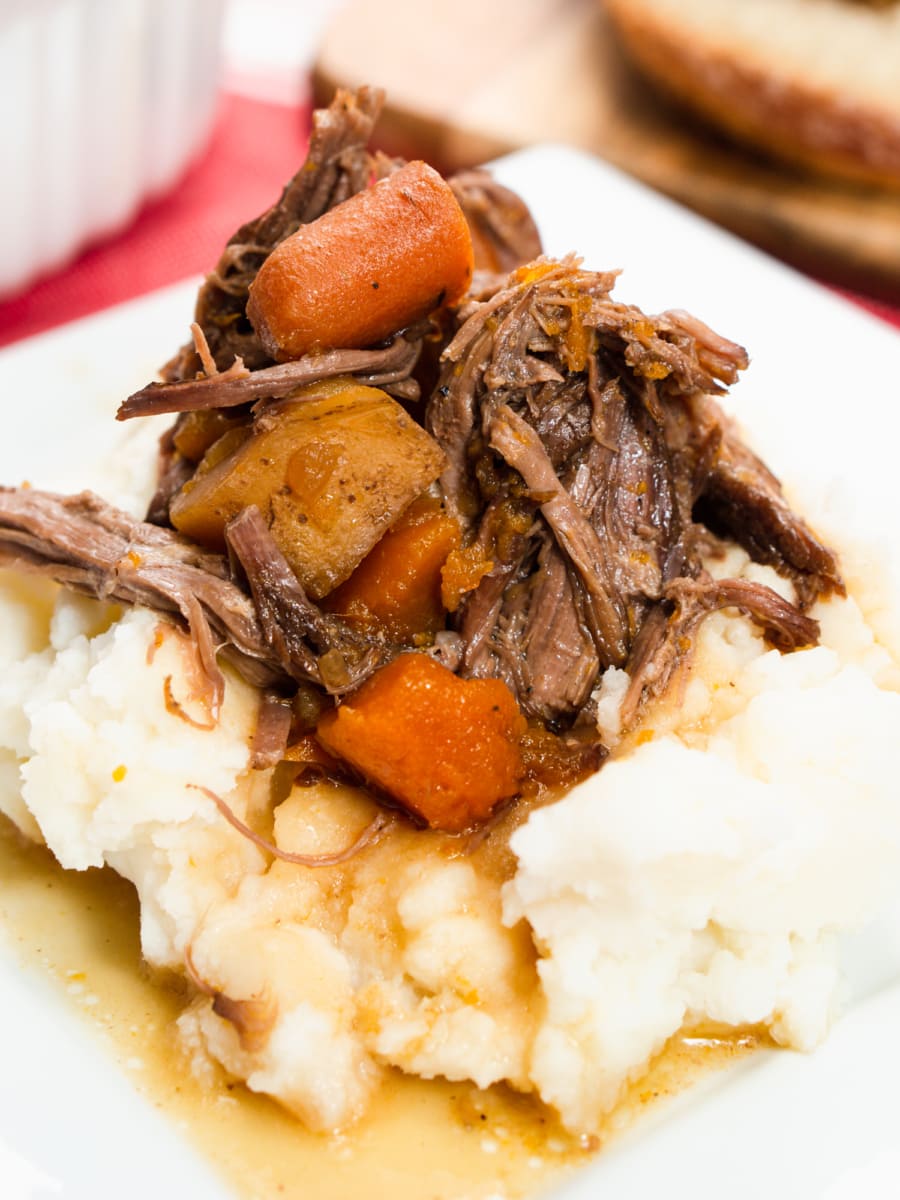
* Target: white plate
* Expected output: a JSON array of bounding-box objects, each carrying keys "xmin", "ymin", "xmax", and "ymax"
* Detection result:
[{"xmin": 1, "ymin": 145, "xmax": 899, "ymax": 1200}]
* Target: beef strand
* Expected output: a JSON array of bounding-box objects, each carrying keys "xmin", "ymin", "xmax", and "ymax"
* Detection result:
[
  {"xmin": 0, "ymin": 488, "xmax": 277, "ymax": 707},
  {"xmin": 249, "ymin": 692, "xmax": 294, "ymax": 770},
  {"xmin": 621, "ymin": 576, "xmax": 821, "ymax": 728},
  {"xmin": 119, "ymin": 333, "xmax": 423, "ymax": 420},
  {"xmin": 489, "ymin": 403, "xmax": 630, "ymax": 667},
  {"xmin": 695, "ymin": 410, "xmax": 844, "ymax": 608},
  {"xmin": 225, "ymin": 506, "xmax": 388, "ymax": 694},
  {"xmin": 450, "ymin": 170, "xmax": 543, "ymax": 274},
  {"xmin": 0, "ymin": 488, "xmax": 387, "ymax": 703}
]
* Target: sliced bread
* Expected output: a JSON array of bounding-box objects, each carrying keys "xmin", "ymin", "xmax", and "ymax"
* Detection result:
[{"xmin": 603, "ymin": 0, "xmax": 900, "ymax": 188}]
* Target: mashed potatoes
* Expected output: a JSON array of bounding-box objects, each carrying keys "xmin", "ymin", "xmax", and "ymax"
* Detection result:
[{"xmin": 1, "ymin": 407, "xmax": 899, "ymax": 1137}]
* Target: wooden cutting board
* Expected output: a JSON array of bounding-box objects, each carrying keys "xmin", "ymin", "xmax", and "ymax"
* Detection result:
[{"xmin": 313, "ymin": 0, "xmax": 900, "ymax": 298}]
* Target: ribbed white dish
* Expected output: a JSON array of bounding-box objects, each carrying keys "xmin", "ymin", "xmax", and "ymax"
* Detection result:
[{"xmin": 0, "ymin": 0, "xmax": 225, "ymax": 297}]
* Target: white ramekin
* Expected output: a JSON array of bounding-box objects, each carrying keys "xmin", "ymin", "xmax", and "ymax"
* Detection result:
[{"xmin": 0, "ymin": 0, "xmax": 225, "ymax": 297}]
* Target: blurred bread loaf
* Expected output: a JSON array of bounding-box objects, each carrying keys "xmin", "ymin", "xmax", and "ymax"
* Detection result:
[{"xmin": 603, "ymin": 0, "xmax": 900, "ymax": 189}]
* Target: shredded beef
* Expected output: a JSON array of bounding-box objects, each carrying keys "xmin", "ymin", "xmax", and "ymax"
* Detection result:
[
  {"xmin": 426, "ymin": 254, "xmax": 840, "ymax": 728},
  {"xmin": 0, "ymin": 488, "xmax": 277, "ymax": 707},
  {"xmin": 225, "ymin": 506, "xmax": 388, "ymax": 694},
  {"xmin": 0, "ymin": 488, "xmax": 387, "ymax": 703},
  {"xmin": 621, "ymin": 575, "xmax": 821, "ymax": 728},
  {"xmin": 504, "ymin": 535, "xmax": 599, "ymax": 721},
  {"xmin": 450, "ymin": 170, "xmax": 543, "ymax": 274},
  {"xmin": 249, "ymin": 692, "xmax": 294, "ymax": 770},
  {"xmin": 119, "ymin": 332, "xmax": 423, "ymax": 421},
  {"xmin": 489, "ymin": 403, "xmax": 631, "ymax": 667},
  {"xmin": 145, "ymin": 423, "xmax": 195, "ymax": 525},
  {"xmin": 694, "ymin": 409, "xmax": 843, "ymax": 607}
]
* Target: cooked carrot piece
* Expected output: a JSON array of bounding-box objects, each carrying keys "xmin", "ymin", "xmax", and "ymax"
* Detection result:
[
  {"xmin": 323, "ymin": 499, "xmax": 461, "ymax": 641},
  {"xmin": 440, "ymin": 543, "xmax": 495, "ymax": 612},
  {"xmin": 247, "ymin": 160, "xmax": 474, "ymax": 361},
  {"xmin": 315, "ymin": 654, "xmax": 526, "ymax": 832}
]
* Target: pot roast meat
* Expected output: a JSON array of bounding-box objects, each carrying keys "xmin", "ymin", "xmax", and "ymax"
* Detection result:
[
  {"xmin": 621, "ymin": 575, "xmax": 822, "ymax": 729},
  {"xmin": 489, "ymin": 403, "xmax": 631, "ymax": 668},
  {"xmin": 225, "ymin": 506, "xmax": 388, "ymax": 694},
  {"xmin": 1, "ymin": 253, "xmax": 840, "ymax": 783},
  {"xmin": 249, "ymin": 692, "xmax": 295, "ymax": 771},
  {"xmin": 502, "ymin": 534, "xmax": 600, "ymax": 722},
  {"xmin": 0, "ymin": 488, "xmax": 389, "ymax": 705},
  {"xmin": 120, "ymin": 334, "xmax": 425, "ymax": 421},
  {"xmin": 145, "ymin": 421, "xmax": 197, "ymax": 525},
  {"xmin": 427, "ymin": 254, "xmax": 841, "ymax": 728},
  {"xmin": 450, "ymin": 170, "xmax": 543, "ymax": 275},
  {"xmin": 568, "ymin": 374, "xmax": 680, "ymax": 607},
  {"xmin": 695, "ymin": 414, "xmax": 844, "ymax": 608},
  {"xmin": 0, "ymin": 85, "xmax": 847, "ymax": 813},
  {"xmin": 0, "ymin": 487, "xmax": 277, "ymax": 707}
]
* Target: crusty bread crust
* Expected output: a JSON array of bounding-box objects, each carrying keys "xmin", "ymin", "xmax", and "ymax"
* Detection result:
[{"xmin": 604, "ymin": 0, "xmax": 900, "ymax": 189}]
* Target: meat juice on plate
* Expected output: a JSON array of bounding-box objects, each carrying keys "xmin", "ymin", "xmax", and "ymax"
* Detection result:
[{"xmin": 0, "ymin": 812, "xmax": 764, "ymax": 1199}]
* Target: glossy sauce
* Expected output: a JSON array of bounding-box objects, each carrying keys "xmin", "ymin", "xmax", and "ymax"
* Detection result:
[{"xmin": 0, "ymin": 815, "xmax": 766, "ymax": 1199}]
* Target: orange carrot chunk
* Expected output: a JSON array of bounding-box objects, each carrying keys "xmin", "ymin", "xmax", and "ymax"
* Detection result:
[
  {"xmin": 247, "ymin": 161, "xmax": 474, "ymax": 362},
  {"xmin": 315, "ymin": 654, "xmax": 526, "ymax": 832},
  {"xmin": 324, "ymin": 499, "xmax": 461, "ymax": 641},
  {"xmin": 440, "ymin": 543, "xmax": 495, "ymax": 613}
]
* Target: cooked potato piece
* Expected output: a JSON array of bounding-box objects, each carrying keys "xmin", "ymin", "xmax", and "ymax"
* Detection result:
[
  {"xmin": 172, "ymin": 409, "xmax": 250, "ymax": 464},
  {"xmin": 169, "ymin": 378, "xmax": 445, "ymax": 598}
]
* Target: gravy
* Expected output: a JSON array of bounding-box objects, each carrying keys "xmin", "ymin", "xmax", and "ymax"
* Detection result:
[{"xmin": 0, "ymin": 815, "xmax": 764, "ymax": 1199}]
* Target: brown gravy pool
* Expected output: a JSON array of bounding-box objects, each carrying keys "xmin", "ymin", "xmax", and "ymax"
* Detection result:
[{"xmin": 0, "ymin": 815, "xmax": 766, "ymax": 1198}]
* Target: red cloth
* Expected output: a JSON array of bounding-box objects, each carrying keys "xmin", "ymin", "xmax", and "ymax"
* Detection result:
[
  {"xmin": 831, "ymin": 287, "xmax": 900, "ymax": 331},
  {"xmin": 0, "ymin": 94, "xmax": 310, "ymax": 348},
  {"xmin": 0, "ymin": 90, "xmax": 897, "ymax": 348}
]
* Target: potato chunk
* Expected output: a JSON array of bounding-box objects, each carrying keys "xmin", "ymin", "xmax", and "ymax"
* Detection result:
[{"xmin": 169, "ymin": 379, "xmax": 445, "ymax": 598}]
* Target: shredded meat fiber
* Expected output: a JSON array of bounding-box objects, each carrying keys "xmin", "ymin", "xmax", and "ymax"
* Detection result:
[{"xmin": 427, "ymin": 256, "xmax": 840, "ymax": 728}]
